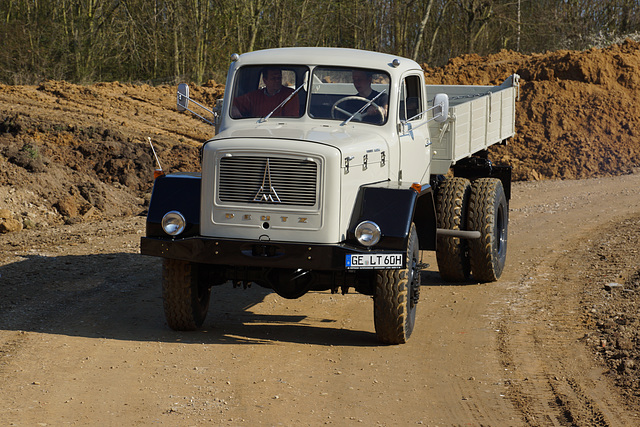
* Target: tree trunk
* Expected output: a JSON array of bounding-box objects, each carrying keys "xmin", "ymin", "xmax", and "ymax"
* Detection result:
[{"xmin": 412, "ymin": 0, "xmax": 435, "ymax": 61}]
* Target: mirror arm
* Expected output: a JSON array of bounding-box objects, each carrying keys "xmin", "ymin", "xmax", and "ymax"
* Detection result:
[
  {"xmin": 177, "ymin": 83, "xmax": 218, "ymax": 126},
  {"xmin": 400, "ymin": 98, "xmax": 449, "ymax": 132},
  {"xmin": 184, "ymin": 107, "xmax": 215, "ymax": 126},
  {"xmin": 181, "ymin": 98, "xmax": 216, "ymax": 126}
]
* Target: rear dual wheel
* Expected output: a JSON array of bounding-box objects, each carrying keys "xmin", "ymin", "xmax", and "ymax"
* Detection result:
[
  {"xmin": 436, "ymin": 177, "xmax": 508, "ymax": 282},
  {"xmin": 468, "ymin": 178, "xmax": 508, "ymax": 282},
  {"xmin": 435, "ymin": 177, "xmax": 471, "ymax": 281}
]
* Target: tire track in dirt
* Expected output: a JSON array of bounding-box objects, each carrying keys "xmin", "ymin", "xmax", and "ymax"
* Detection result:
[
  {"xmin": 1, "ymin": 175, "xmax": 640, "ymax": 425},
  {"xmin": 494, "ymin": 173, "xmax": 640, "ymax": 426}
]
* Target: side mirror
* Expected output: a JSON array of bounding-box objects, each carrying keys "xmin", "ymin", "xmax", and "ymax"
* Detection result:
[
  {"xmin": 177, "ymin": 83, "xmax": 190, "ymax": 112},
  {"xmin": 174, "ymin": 82, "xmax": 217, "ymax": 129},
  {"xmin": 433, "ymin": 93, "xmax": 449, "ymax": 123}
]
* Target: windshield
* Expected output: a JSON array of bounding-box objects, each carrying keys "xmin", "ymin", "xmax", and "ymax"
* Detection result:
[
  {"xmin": 309, "ymin": 67, "xmax": 390, "ymax": 125},
  {"xmin": 230, "ymin": 65, "xmax": 308, "ymax": 119}
]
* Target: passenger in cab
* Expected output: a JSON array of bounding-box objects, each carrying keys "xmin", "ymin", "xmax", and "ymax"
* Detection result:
[{"xmin": 232, "ymin": 67, "xmax": 299, "ymax": 118}]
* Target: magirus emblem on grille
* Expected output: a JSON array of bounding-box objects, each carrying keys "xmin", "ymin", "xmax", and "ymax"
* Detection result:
[{"xmin": 254, "ymin": 159, "xmax": 281, "ymax": 203}]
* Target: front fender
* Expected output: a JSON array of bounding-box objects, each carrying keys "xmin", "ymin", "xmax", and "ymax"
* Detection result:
[
  {"xmin": 347, "ymin": 183, "xmax": 436, "ymax": 251},
  {"xmin": 146, "ymin": 173, "xmax": 201, "ymax": 238}
]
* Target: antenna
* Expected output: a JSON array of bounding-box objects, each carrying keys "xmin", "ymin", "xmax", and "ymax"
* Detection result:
[{"xmin": 147, "ymin": 137, "xmax": 165, "ymax": 179}]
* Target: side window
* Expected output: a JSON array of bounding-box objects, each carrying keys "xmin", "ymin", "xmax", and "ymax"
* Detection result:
[{"xmin": 399, "ymin": 75, "xmax": 423, "ymax": 122}]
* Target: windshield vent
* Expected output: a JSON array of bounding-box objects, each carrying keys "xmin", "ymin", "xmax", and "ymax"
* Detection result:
[{"xmin": 218, "ymin": 156, "xmax": 318, "ymax": 206}]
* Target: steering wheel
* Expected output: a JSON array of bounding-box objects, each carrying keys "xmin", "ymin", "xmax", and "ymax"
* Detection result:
[{"xmin": 331, "ymin": 96, "xmax": 385, "ymax": 123}]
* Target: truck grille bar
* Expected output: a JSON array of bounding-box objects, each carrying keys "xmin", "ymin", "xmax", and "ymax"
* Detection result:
[{"xmin": 218, "ymin": 156, "xmax": 318, "ymax": 206}]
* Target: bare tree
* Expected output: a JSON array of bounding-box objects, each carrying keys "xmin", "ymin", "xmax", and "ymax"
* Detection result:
[
  {"xmin": 2, "ymin": 0, "xmax": 640, "ymax": 84},
  {"xmin": 412, "ymin": 0, "xmax": 436, "ymax": 61}
]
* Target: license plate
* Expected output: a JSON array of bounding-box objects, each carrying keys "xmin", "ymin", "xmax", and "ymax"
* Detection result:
[{"xmin": 346, "ymin": 253, "xmax": 404, "ymax": 269}]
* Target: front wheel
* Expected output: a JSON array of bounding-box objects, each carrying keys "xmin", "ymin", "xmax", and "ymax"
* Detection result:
[
  {"xmin": 467, "ymin": 178, "xmax": 508, "ymax": 282},
  {"xmin": 373, "ymin": 223, "xmax": 420, "ymax": 344},
  {"xmin": 162, "ymin": 259, "xmax": 211, "ymax": 330}
]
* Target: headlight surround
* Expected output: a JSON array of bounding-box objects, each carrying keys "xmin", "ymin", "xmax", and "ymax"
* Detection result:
[
  {"xmin": 162, "ymin": 211, "xmax": 186, "ymax": 236},
  {"xmin": 355, "ymin": 220, "xmax": 381, "ymax": 247}
]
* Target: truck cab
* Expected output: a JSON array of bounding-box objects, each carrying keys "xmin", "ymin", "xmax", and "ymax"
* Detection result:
[{"xmin": 141, "ymin": 47, "xmax": 518, "ymax": 344}]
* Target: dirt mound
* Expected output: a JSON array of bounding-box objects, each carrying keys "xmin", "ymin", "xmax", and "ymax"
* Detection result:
[
  {"xmin": 0, "ymin": 80, "xmax": 223, "ymax": 228},
  {"xmin": 423, "ymin": 39, "xmax": 640, "ymax": 180},
  {"xmin": 2, "ymin": 42, "xmax": 640, "ymax": 228}
]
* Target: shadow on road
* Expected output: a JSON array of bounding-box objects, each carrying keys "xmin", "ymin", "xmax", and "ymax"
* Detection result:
[
  {"xmin": 420, "ymin": 269, "xmax": 489, "ymax": 287},
  {"xmin": 0, "ymin": 252, "xmax": 383, "ymax": 346}
]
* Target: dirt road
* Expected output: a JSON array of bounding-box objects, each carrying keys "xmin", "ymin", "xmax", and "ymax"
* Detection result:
[
  {"xmin": 1, "ymin": 171, "xmax": 639, "ymax": 426},
  {"xmin": 2, "ymin": 41, "xmax": 640, "ymax": 426}
]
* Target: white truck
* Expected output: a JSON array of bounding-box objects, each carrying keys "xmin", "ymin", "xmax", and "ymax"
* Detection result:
[{"xmin": 141, "ymin": 47, "xmax": 519, "ymax": 344}]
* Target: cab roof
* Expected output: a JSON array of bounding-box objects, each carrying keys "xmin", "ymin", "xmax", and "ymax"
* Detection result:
[{"xmin": 231, "ymin": 47, "xmax": 423, "ymax": 75}]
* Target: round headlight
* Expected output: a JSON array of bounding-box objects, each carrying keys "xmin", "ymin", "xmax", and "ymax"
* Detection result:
[
  {"xmin": 162, "ymin": 211, "xmax": 186, "ymax": 236},
  {"xmin": 355, "ymin": 220, "xmax": 381, "ymax": 247}
]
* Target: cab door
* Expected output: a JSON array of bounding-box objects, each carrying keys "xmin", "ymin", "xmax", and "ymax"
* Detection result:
[{"xmin": 397, "ymin": 74, "xmax": 430, "ymax": 184}]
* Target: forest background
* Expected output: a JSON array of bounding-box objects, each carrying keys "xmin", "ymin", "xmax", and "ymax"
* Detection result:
[{"xmin": 1, "ymin": 0, "xmax": 640, "ymax": 85}]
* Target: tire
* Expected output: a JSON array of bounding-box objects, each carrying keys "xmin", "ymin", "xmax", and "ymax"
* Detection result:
[
  {"xmin": 162, "ymin": 259, "xmax": 211, "ymax": 331},
  {"xmin": 435, "ymin": 177, "xmax": 471, "ymax": 281},
  {"xmin": 373, "ymin": 223, "xmax": 420, "ymax": 344},
  {"xmin": 468, "ymin": 178, "xmax": 508, "ymax": 282}
]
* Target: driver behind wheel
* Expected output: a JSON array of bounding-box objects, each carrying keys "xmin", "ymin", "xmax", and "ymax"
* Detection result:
[{"xmin": 349, "ymin": 70, "xmax": 388, "ymax": 122}]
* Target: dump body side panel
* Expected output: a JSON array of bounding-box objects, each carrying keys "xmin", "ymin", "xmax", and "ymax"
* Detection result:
[{"xmin": 427, "ymin": 75, "xmax": 519, "ymax": 175}]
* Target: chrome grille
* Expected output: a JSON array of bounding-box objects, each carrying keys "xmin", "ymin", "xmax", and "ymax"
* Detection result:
[{"xmin": 218, "ymin": 156, "xmax": 318, "ymax": 206}]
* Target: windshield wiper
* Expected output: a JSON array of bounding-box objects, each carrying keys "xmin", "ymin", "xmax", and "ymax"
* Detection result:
[
  {"xmin": 341, "ymin": 89, "xmax": 386, "ymax": 126},
  {"xmin": 260, "ymin": 82, "xmax": 306, "ymax": 123}
]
